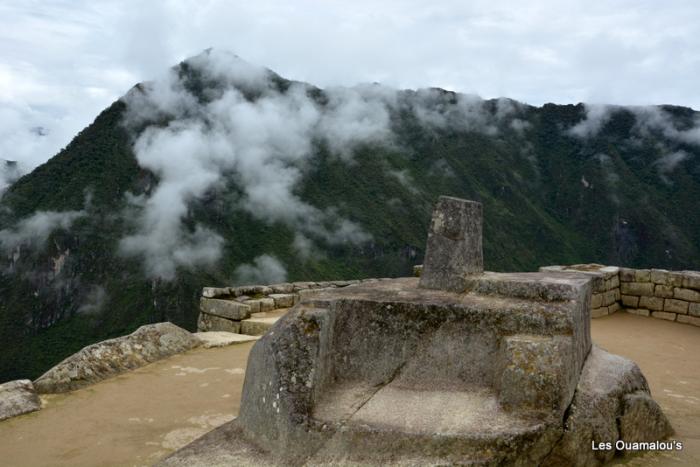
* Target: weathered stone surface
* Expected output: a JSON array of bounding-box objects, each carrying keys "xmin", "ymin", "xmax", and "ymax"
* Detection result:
[
  {"xmin": 621, "ymin": 294, "xmax": 639, "ymax": 308},
  {"xmin": 627, "ymin": 308, "xmax": 650, "ymax": 317},
  {"xmin": 655, "ymin": 284, "xmax": 674, "ymax": 298},
  {"xmin": 639, "ymin": 296, "xmax": 664, "ymax": 311},
  {"xmin": 603, "ymin": 289, "xmax": 617, "ymax": 306},
  {"xmin": 619, "ymin": 267, "xmax": 636, "ymax": 282},
  {"xmin": 591, "ymin": 307, "xmax": 608, "ymax": 318},
  {"xmin": 682, "ymin": 271, "xmax": 700, "ymax": 290},
  {"xmin": 620, "ymin": 281, "xmax": 654, "ymax": 297},
  {"xmin": 634, "ymin": 269, "xmax": 651, "ymax": 282},
  {"xmin": 292, "ymin": 281, "xmax": 317, "ymax": 291},
  {"xmin": 246, "ymin": 297, "xmax": 275, "ymax": 313},
  {"xmin": 651, "ymin": 269, "xmax": 669, "ymax": 284},
  {"xmin": 242, "ymin": 299, "xmax": 261, "ymax": 313},
  {"xmin": 419, "ymin": 196, "xmax": 483, "ymax": 292},
  {"xmin": 199, "ymin": 298, "xmax": 251, "ymax": 320},
  {"xmin": 193, "ymin": 332, "xmax": 259, "ymax": 348},
  {"xmin": 233, "ymin": 285, "xmax": 273, "ymax": 296},
  {"xmin": 269, "ymin": 293, "xmax": 295, "ymax": 308},
  {"xmin": 197, "ymin": 313, "xmax": 242, "ymax": 333},
  {"xmin": 33, "ymin": 323, "xmax": 199, "ymax": 393},
  {"xmin": 269, "ymin": 283, "xmax": 294, "ymax": 294},
  {"xmin": 677, "ymin": 314, "xmax": 700, "ymax": 326},
  {"xmin": 619, "ymin": 391, "xmax": 673, "ymax": 444},
  {"xmin": 608, "ymin": 302, "xmax": 621, "ymax": 314},
  {"xmin": 689, "ymin": 302, "xmax": 700, "ymax": 317},
  {"xmin": 664, "ymin": 298, "xmax": 689, "ymax": 314},
  {"xmin": 0, "ymin": 380, "xmax": 41, "ymax": 421},
  {"xmin": 591, "ymin": 293, "xmax": 603, "ymax": 308},
  {"xmin": 543, "ymin": 346, "xmax": 667, "ymax": 466},
  {"xmin": 652, "ymin": 311, "xmax": 677, "ymax": 321},
  {"xmin": 674, "ymin": 287, "xmax": 700, "ymax": 302},
  {"xmin": 201, "ymin": 287, "xmax": 232, "ymax": 298},
  {"xmin": 240, "ymin": 316, "xmax": 279, "ymax": 336},
  {"xmin": 668, "ymin": 272, "xmax": 685, "ymax": 287}
]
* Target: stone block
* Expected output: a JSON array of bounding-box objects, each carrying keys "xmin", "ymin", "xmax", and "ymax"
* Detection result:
[
  {"xmin": 0, "ymin": 380, "xmax": 41, "ymax": 421},
  {"xmin": 689, "ymin": 302, "xmax": 700, "ymax": 317},
  {"xmin": 200, "ymin": 298, "xmax": 251, "ymax": 320},
  {"xmin": 202, "ymin": 287, "xmax": 232, "ymax": 298},
  {"xmin": 419, "ymin": 196, "xmax": 483, "ymax": 292},
  {"xmin": 673, "ymin": 287, "xmax": 700, "ymax": 302},
  {"xmin": 591, "ymin": 307, "xmax": 608, "ymax": 318},
  {"xmin": 651, "ymin": 311, "xmax": 677, "ymax": 321},
  {"xmin": 638, "ymin": 296, "xmax": 664, "ymax": 311},
  {"xmin": 634, "ymin": 269, "xmax": 651, "ymax": 282},
  {"xmin": 233, "ymin": 285, "xmax": 273, "ymax": 297},
  {"xmin": 599, "ymin": 266, "xmax": 620, "ymax": 280},
  {"xmin": 591, "ymin": 293, "xmax": 603, "ymax": 309},
  {"xmin": 240, "ymin": 317, "xmax": 278, "ymax": 336},
  {"xmin": 619, "ymin": 268, "xmax": 636, "ymax": 282},
  {"xmin": 650, "ymin": 269, "xmax": 669, "ymax": 285},
  {"xmin": 667, "ymin": 272, "xmax": 685, "ymax": 287},
  {"xmin": 243, "ymin": 299, "xmax": 261, "ymax": 314},
  {"xmin": 677, "ymin": 314, "xmax": 700, "ymax": 327},
  {"xmin": 603, "ymin": 290, "xmax": 617, "ymax": 306},
  {"xmin": 292, "ymin": 281, "xmax": 317, "ymax": 291},
  {"xmin": 269, "ymin": 293, "xmax": 295, "ymax": 308},
  {"xmin": 621, "ymin": 295, "xmax": 639, "ymax": 308},
  {"xmin": 627, "ymin": 309, "xmax": 650, "ymax": 317},
  {"xmin": 269, "ymin": 283, "xmax": 294, "ymax": 294},
  {"xmin": 664, "ymin": 298, "xmax": 689, "ymax": 314},
  {"xmin": 608, "ymin": 302, "xmax": 621, "ymax": 314},
  {"xmin": 654, "ymin": 284, "xmax": 674, "ymax": 298},
  {"xmin": 620, "ymin": 282, "xmax": 654, "ymax": 297},
  {"xmin": 682, "ymin": 271, "xmax": 700, "ymax": 290},
  {"xmin": 605, "ymin": 276, "xmax": 620, "ymax": 290},
  {"xmin": 619, "ymin": 391, "xmax": 673, "ymax": 444},
  {"xmin": 198, "ymin": 313, "xmax": 241, "ymax": 333}
]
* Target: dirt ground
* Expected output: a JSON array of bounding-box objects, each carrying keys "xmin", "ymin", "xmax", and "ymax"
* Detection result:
[{"xmin": 0, "ymin": 312, "xmax": 698, "ymax": 466}]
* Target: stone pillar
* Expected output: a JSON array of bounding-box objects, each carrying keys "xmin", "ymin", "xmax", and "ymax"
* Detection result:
[{"xmin": 419, "ymin": 196, "xmax": 483, "ymax": 292}]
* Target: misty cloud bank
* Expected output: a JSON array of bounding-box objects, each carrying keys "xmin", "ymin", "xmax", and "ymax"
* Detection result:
[
  {"xmin": 118, "ymin": 50, "xmax": 520, "ymax": 280},
  {"xmin": 234, "ymin": 254, "xmax": 287, "ymax": 285},
  {"xmin": 0, "ymin": 209, "xmax": 85, "ymax": 252}
]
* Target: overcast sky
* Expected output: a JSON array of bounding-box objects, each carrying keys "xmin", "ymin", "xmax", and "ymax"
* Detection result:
[{"xmin": 1, "ymin": 0, "xmax": 699, "ymax": 179}]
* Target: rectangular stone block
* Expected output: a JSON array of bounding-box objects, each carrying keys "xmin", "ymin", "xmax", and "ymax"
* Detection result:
[
  {"xmin": 690, "ymin": 302, "xmax": 700, "ymax": 317},
  {"xmin": 621, "ymin": 295, "xmax": 639, "ymax": 308},
  {"xmin": 591, "ymin": 307, "xmax": 608, "ymax": 318},
  {"xmin": 247, "ymin": 298, "xmax": 275, "ymax": 313},
  {"xmin": 634, "ymin": 269, "xmax": 651, "ymax": 282},
  {"xmin": 614, "ymin": 288, "xmax": 620, "ymax": 301},
  {"xmin": 639, "ymin": 296, "xmax": 664, "ymax": 311},
  {"xmin": 664, "ymin": 298, "xmax": 689, "ymax": 314},
  {"xmin": 197, "ymin": 313, "xmax": 242, "ymax": 333},
  {"xmin": 243, "ymin": 299, "xmax": 261, "ymax": 313},
  {"xmin": 608, "ymin": 302, "xmax": 621, "ymax": 314},
  {"xmin": 650, "ymin": 269, "xmax": 669, "ymax": 285},
  {"xmin": 651, "ymin": 311, "xmax": 677, "ymax": 321},
  {"xmin": 673, "ymin": 287, "xmax": 700, "ymax": 302},
  {"xmin": 269, "ymin": 283, "xmax": 294, "ymax": 294},
  {"xmin": 667, "ymin": 272, "xmax": 685, "ymax": 287},
  {"xmin": 200, "ymin": 298, "xmax": 251, "ymax": 320},
  {"xmin": 591, "ymin": 293, "xmax": 603, "ymax": 309},
  {"xmin": 603, "ymin": 290, "xmax": 617, "ymax": 306},
  {"xmin": 590, "ymin": 276, "xmax": 606, "ymax": 293},
  {"xmin": 269, "ymin": 293, "xmax": 296, "ymax": 308},
  {"xmin": 619, "ymin": 268, "xmax": 636, "ymax": 282},
  {"xmin": 608, "ymin": 275, "xmax": 620, "ymax": 289},
  {"xmin": 654, "ymin": 284, "xmax": 674, "ymax": 298},
  {"xmin": 202, "ymin": 287, "xmax": 232, "ymax": 298},
  {"xmin": 627, "ymin": 308, "xmax": 650, "ymax": 317},
  {"xmin": 292, "ymin": 281, "xmax": 317, "ymax": 291},
  {"xmin": 682, "ymin": 271, "xmax": 700, "ymax": 290},
  {"xmin": 677, "ymin": 314, "xmax": 700, "ymax": 327},
  {"xmin": 599, "ymin": 266, "xmax": 620, "ymax": 280},
  {"xmin": 419, "ymin": 197, "xmax": 483, "ymax": 292},
  {"xmin": 620, "ymin": 282, "xmax": 654, "ymax": 297},
  {"xmin": 234, "ymin": 285, "xmax": 273, "ymax": 297}
]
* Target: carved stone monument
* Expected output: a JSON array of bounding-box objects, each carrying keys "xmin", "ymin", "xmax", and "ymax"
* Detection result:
[{"xmin": 161, "ymin": 196, "xmax": 672, "ymax": 466}]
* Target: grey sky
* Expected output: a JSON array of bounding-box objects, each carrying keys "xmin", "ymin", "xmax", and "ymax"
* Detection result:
[{"xmin": 1, "ymin": 0, "xmax": 699, "ymax": 182}]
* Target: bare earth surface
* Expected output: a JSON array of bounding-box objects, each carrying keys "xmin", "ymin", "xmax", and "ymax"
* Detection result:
[{"xmin": 0, "ymin": 313, "xmax": 697, "ymax": 466}]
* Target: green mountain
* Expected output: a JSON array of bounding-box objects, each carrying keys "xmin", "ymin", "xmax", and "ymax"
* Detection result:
[{"xmin": 1, "ymin": 50, "xmax": 699, "ymax": 382}]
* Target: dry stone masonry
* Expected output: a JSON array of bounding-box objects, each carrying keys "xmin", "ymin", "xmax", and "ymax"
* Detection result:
[
  {"xmin": 163, "ymin": 196, "xmax": 672, "ymax": 467},
  {"xmin": 540, "ymin": 264, "xmax": 700, "ymax": 327}
]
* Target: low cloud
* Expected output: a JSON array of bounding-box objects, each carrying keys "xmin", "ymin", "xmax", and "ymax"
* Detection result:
[
  {"xmin": 568, "ymin": 104, "xmax": 614, "ymax": 139},
  {"xmin": 78, "ymin": 285, "xmax": 107, "ymax": 315},
  {"xmin": 234, "ymin": 254, "xmax": 287, "ymax": 285},
  {"xmin": 0, "ymin": 209, "xmax": 85, "ymax": 252}
]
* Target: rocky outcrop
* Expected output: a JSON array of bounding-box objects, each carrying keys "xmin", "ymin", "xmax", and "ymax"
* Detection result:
[
  {"xmin": 33, "ymin": 322, "xmax": 200, "ymax": 393},
  {"xmin": 0, "ymin": 379, "xmax": 41, "ymax": 421}
]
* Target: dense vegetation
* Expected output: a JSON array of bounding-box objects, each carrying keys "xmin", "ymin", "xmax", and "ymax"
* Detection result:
[{"xmin": 1, "ymin": 59, "xmax": 699, "ymax": 382}]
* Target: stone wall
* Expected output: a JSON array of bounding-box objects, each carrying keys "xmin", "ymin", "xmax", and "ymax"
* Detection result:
[
  {"xmin": 541, "ymin": 264, "xmax": 700, "ymax": 327},
  {"xmin": 198, "ymin": 279, "xmax": 388, "ymax": 333}
]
